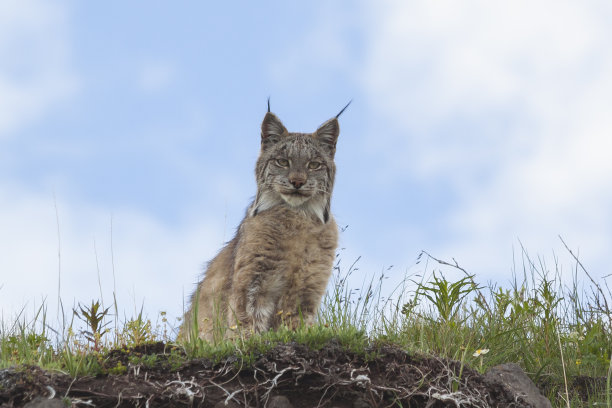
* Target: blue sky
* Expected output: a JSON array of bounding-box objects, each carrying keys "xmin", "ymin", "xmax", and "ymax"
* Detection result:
[{"xmin": 2, "ymin": 1, "xmax": 611, "ymax": 330}]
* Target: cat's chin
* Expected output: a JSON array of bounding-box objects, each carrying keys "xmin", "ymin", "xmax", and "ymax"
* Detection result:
[{"xmin": 280, "ymin": 193, "xmax": 311, "ymax": 207}]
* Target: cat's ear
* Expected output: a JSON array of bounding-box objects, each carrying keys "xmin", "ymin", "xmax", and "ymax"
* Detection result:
[
  {"xmin": 313, "ymin": 118, "xmax": 340, "ymax": 157},
  {"xmin": 261, "ymin": 112, "xmax": 288, "ymax": 148}
]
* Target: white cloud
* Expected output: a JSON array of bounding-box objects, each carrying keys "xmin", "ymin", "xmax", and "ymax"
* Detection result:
[
  {"xmin": 361, "ymin": 1, "xmax": 605, "ymax": 174},
  {"xmin": 358, "ymin": 1, "xmax": 612, "ymax": 280},
  {"xmin": 0, "ymin": 0, "xmax": 78, "ymax": 138},
  {"xmin": 0, "ymin": 182, "xmax": 226, "ymax": 331}
]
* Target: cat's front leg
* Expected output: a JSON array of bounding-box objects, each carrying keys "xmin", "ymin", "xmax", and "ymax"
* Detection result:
[{"xmin": 229, "ymin": 261, "xmax": 286, "ymax": 336}]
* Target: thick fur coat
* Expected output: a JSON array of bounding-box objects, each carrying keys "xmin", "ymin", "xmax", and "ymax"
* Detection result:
[{"xmin": 179, "ymin": 109, "xmax": 341, "ymax": 342}]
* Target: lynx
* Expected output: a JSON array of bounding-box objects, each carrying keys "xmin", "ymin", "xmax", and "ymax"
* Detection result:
[{"xmin": 178, "ymin": 103, "xmax": 348, "ymax": 342}]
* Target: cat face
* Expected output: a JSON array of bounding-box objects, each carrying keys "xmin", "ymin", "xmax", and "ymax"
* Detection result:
[
  {"xmin": 250, "ymin": 112, "xmax": 340, "ymax": 223},
  {"xmin": 264, "ymin": 135, "xmax": 331, "ymax": 207}
]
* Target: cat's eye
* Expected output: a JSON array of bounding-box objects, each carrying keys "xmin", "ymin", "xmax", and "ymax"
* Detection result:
[
  {"xmin": 308, "ymin": 161, "xmax": 322, "ymax": 170},
  {"xmin": 276, "ymin": 158, "xmax": 289, "ymax": 167}
]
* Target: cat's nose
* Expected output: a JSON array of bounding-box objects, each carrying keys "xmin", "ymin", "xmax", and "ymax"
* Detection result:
[
  {"xmin": 289, "ymin": 175, "xmax": 306, "ymax": 189},
  {"xmin": 290, "ymin": 179, "xmax": 305, "ymax": 189}
]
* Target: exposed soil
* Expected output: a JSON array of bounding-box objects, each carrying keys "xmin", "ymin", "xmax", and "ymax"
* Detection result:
[{"xmin": 0, "ymin": 341, "xmax": 564, "ymax": 407}]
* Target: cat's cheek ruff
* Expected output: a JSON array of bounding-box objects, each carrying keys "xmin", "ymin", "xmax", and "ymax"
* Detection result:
[
  {"xmin": 249, "ymin": 190, "xmax": 282, "ymax": 218},
  {"xmin": 251, "ymin": 191, "xmax": 327, "ymax": 224},
  {"xmin": 301, "ymin": 195, "xmax": 327, "ymax": 224}
]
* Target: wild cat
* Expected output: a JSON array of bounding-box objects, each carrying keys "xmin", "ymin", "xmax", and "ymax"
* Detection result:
[{"xmin": 178, "ymin": 102, "xmax": 348, "ymax": 342}]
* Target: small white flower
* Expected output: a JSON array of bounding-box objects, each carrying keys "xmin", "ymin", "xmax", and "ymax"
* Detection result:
[{"xmin": 473, "ymin": 348, "xmax": 490, "ymax": 357}]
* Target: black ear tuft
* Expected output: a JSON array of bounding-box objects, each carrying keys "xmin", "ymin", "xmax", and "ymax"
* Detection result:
[
  {"xmin": 314, "ymin": 118, "xmax": 340, "ymax": 157},
  {"xmin": 267, "ymin": 97, "xmax": 271, "ymax": 113},
  {"xmin": 335, "ymin": 100, "xmax": 352, "ymax": 118},
  {"xmin": 261, "ymin": 112, "xmax": 288, "ymax": 148}
]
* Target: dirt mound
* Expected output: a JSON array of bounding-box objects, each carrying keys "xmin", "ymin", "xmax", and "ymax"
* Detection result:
[{"xmin": 1, "ymin": 341, "xmax": 540, "ymax": 407}]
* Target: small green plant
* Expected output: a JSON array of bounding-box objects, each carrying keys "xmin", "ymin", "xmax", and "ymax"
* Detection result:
[
  {"xmin": 167, "ymin": 348, "xmax": 187, "ymax": 371},
  {"xmin": 73, "ymin": 300, "xmax": 111, "ymax": 352},
  {"xmin": 128, "ymin": 353, "xmax": 158, "ymax": 368},
  {"xmin": 107, "ymin": 361, "xmax": 127, "ymax": 375},
  {"xmin": 61, "ymin": 331, "xmax": 102, "ymax": 378},
  {"xmin": 121, "ymin": 309, "xmax": 155, "ymax": 347},
  {"xmin": 1, "ymin": 332, "xmax": 52, "ymax": 366},
  {"xmin": 412, "ymin": 272, "xmax": 480, "ymax": 326}
]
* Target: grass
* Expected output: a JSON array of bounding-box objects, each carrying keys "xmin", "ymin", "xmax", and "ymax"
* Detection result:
[{"xmin": 1, "ymin": 239, "xmax": 611, "ymax": 407}]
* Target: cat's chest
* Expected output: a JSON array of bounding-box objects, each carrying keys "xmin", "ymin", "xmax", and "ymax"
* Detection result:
[{"xmin": 240, "ymin": 206, "xmax": 338, "ymax": 260}]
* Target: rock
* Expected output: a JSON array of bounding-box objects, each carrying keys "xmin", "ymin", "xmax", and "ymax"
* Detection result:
[
  {"xmin": 485, "ymin": 363, "xmax": 552, "ymax": 408},
  {"xmin": 23, "ymin": 397, "xmax": 66, "ymax": 408},
  {"xmin": 268, "ymin": 395, "xmax": 293, "ymax": 408}
]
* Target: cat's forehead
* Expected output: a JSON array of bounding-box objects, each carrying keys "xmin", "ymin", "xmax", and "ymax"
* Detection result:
[{"xmin": 273, "ymin": 133, "xmax": 326, "ymax": 158}]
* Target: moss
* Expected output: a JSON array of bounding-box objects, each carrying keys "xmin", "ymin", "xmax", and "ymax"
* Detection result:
[{"xmin": 106, "ymin": 361, "xmax": 127, "ymax": 375}]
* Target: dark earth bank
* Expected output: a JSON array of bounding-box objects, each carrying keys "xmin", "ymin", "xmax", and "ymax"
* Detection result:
[{"xmin": 1, "ymin": 340, "xmax": 596, "ymax": 408}]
